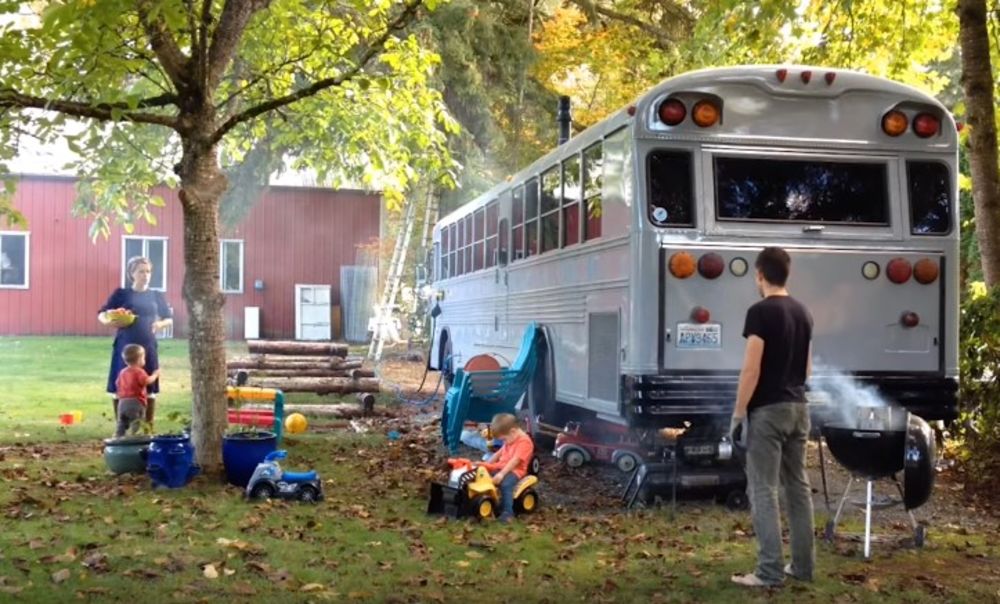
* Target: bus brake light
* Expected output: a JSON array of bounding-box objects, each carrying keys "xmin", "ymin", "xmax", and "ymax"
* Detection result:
[
  {"xmin": 900, "ymin": 311, "xmax": 920, "ymax": 328},
  {"xmin": 776, "ymin": 69, "xmax": 787, "ymax": 82},
  {"xmin": 800, "ymin": 70, "xmax": 812, "ymax": 84},
  {"xmin": 886, "ymin": 258, "xmax": 912, "ymax": 284},
  {"xmin": 691, "ymin": 101, "xmax": 720, "ymax": 128},
  {"xmin": 881, "ymin": 111, "xmax": 908, "ymax": 137},
  {"xmin": 913, "ymin": 258, "xmax": 939, "ymax": 284},
  {"xmin": 824, "ymin": 72, "xmax": 836, "ymax": 85},
  {"xmin": 913, "ymin": 113, "xmax": 940, "ymax": 138},
  {"xmin": 668, "ymin": 252, "xmax": 696, "ymax": 279},
  {"xmin": 697, "ymin": 253, "xmax": 724, "ymax": 279},
  {"xmin": 658, "ymin": 99, "xmax": 686, "ymax": 126}
]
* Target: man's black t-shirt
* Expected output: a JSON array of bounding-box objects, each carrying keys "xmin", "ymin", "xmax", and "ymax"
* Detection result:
[{"xmin": 742, "ymin": 295, "xmax": 813, "ymax": 411}]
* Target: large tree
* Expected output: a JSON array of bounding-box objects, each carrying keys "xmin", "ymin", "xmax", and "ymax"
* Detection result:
[
  {"xmin": 958, "ymin": 0, "xmax": 1000, "ymax": 287},
  {"xmin": 0, "ymin": 0, "xmax": 455, "ymax": 472}
]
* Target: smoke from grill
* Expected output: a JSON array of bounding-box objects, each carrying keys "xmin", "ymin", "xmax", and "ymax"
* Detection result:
[{"xmin": 808, "ymin": 366, "xmax": 893, "ymax": 429}]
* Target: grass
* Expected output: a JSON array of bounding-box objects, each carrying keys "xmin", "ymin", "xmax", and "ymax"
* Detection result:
[{"xmin": 1, "ymin": 337, "xmax": 999, "ymax": 602}]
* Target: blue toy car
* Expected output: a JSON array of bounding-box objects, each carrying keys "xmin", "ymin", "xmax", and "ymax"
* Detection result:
[{"xmin": 245, "ymin": 450, "xmax": 323, "ymax": 503}]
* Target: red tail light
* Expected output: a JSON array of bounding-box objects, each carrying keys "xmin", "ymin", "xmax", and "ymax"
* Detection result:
[
  {"xmin": 691, "ymin": 307, "xmax": 711, "ymax": 324},
  {"xmin": 882, "ymin": 111, "xmax": 908, "ymax": 137},
  {"xmin": 824, "ymin": 72, "xmax": 836, "ymax": 85},
  {"xmin": 900, "ymin": 311, "xmax": 920, "ymax": 328},
  {"xmin": 776, "ymin": 69, "xmax": 788, "ymax": 83},
  {"xmin": 697, "ymin": 253, "xmax": 724, "ymax": 279},
  {"xmin": 913, "ymin": 258, "xmax": 939, "ymax": 284},
  {"xmin": 658, "ymin": 99, "xmax": 686, "ymax": 126},
  {"xmin": 913, "ymin": 113, "xmax": 940, "ymax": 138},
  {"xmin": 800, "ymin": 70, "xmax": 812, "ymax": 84},
  {"xmin": 886, "ymin": 258, "xmax": 912, "ymax": 284}
]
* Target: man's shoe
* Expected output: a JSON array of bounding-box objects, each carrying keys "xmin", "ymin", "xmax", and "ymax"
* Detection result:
[
  {"xmin": 784, "ymin": 563, "xmax": 812, "ymax": 581},
  {"xmin": 731, "ymin": 573, "xmax": 781, "ymax": 588}
]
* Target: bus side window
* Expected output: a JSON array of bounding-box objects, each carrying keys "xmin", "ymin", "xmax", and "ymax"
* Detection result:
[
  {"xmin": 583, "ymin": 141, "xmax": 603, "ymax": 240},
  {"xmin": 485, "ymin": 200, "xmax": 499, "ymax": 268},
  {"xmin": 449, "ymin": 223, "xmax": 457, "ymax": 278},
  {"xmin": 474, "ymin": 208, "xmax": 486, "ymax": 271},
  {"xmin": 441, "ymin": 227, "xmax": 450, "ymax": 279},
  {"xmin": 540, "ymin": 166, "xmax": 560, "ymax": 253},
  {"xmin": 498, "ymin": 218, "xmax": 509, "ymax": 266},
  {"xmin": 463, "ymin": 214, "xmax": 473, "ymax": 274},
  {"xmin": 907, "ymin": 161, "xmax": 952, "ymax": 235},
  {"xmin": 525, "ymin": 178, "xmax": 540, "ymax": 257},
  {"xmin": 647, "ymin": 150, "xmax": 694, "ymax": 227},
  {"xmin": 511, "ymin": 186, "xmax": 525, "ymax": 261},
  {"xmin": 563, "ymin": 155, "xmax": 581, "ymax": 247}
]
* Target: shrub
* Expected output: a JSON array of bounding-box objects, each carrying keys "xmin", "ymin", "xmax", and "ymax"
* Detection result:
[{"xmin": 956, "ymin": 282, "xmax": 1000, "ymax": 491}]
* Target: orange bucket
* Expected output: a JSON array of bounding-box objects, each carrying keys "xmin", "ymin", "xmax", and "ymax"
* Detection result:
[{"xmin": 58, "ymin": 413, "xmax": 74, "ymax": 425}]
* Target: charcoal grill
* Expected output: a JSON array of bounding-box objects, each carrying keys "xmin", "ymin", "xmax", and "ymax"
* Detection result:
[{"xmin": 819, "ymin": 405, "xmax": 936, "ymax": 558}]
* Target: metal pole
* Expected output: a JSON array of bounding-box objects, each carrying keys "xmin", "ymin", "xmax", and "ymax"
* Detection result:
[{"xmin": 864, "ymin": 480, "xmax": 873, "ymax": 559}]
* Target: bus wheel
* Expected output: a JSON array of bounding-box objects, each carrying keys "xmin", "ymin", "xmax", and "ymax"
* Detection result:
[{"xmin": 440, "ymin": 336, "xmax": 454, "ymax": 387}]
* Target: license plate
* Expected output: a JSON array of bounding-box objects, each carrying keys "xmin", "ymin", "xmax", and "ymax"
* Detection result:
[{"xmin": 676, "ymin": 323, "xmax": 722, "ymax": 349}]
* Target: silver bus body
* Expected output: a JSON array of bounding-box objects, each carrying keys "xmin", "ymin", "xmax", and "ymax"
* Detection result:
[{"xmin": 429, "ymin": 66, "xmax": 958, "ymax": 428}]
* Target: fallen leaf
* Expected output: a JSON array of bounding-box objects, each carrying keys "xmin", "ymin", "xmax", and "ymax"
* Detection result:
[
  {"xmin": 203, "ymin": 564, "xmax": 219, "ymax": 579},
  {"xmin": 51, "ymin": 569, "xmax": 71, "ymax": 584},
  {"xmin": 454, "ymin": 560, "xmax": 470, "ymax": 568},
  {"xmin": 301, "ymin": 583, "xmax": 326, "ymax": 592},
  {"xmin": 464, "ymin": 551, "xmax": 484, "ymax": 559}
]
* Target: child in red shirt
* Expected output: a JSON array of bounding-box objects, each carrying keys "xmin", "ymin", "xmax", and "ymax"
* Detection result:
[
  {"xmin": 114, "ymin": 344, "xmax": 161, "ymax": 438},
  {"xmin": 479, "ymin": 413, "xmax": 534, "ymax": 522}
]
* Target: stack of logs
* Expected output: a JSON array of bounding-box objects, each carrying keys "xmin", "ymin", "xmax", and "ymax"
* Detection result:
[{"xmin": 228, "ymin": 340, "xmax": 380, "ymax": 397}]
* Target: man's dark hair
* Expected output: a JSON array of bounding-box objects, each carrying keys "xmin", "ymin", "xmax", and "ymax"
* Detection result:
[{"xmin": 755, "ymin": 247, "xmax": 791, "ymax": 286}]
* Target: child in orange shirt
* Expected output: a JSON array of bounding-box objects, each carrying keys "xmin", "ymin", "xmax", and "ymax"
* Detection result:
[
  {"xmin": 479, "ymin": 413, "xmax": 534, "ymax": 522},
  {"xmin": 114, "ymin": 344, "xmax": 161, "ymax": 437}
]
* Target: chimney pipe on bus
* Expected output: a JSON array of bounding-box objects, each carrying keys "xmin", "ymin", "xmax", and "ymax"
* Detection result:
[{"xmin": 557, "ymin": 96, "xmax": 572, "ymax": 145}]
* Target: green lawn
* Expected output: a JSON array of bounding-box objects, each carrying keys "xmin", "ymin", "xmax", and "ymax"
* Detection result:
[{"xmin": 1, "ymin": 337, "xmax": 999, "ymax": 602}]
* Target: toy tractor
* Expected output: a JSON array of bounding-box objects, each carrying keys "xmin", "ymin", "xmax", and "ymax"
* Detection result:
[
  {"xmin": 427, "ymin": 458, "xmax": 539, "ymax": 520},
  {"xmin": 246, "ymin": 450, "xmax": 323, "ymax": 503}
]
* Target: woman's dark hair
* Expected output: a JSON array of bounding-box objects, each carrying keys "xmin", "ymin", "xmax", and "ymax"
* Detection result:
[{"xmin": 755, "ymin": 247, "xmax": 791, "ymax": 286}]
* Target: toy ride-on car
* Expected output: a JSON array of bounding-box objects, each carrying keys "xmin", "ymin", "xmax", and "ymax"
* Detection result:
[
  {"xmin": 427, "ymin": 458, "xmax": 539, "ymax": 520},
  {"xmin": 554, "ymin": 420, "xmax": 648, "ymax": 473},
  {"xmin": 246, "ymin": 450, "xmax": 323, "ymax": 503}
]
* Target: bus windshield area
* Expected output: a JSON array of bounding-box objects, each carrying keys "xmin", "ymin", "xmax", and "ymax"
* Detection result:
[{"xmin": 714, "ymin": 157, "xmax": 889, "ymax": 225}]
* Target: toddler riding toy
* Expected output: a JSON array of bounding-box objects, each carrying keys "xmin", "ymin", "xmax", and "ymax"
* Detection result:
[
  {"xmin": 245, "ymin": 450, "xmax": 323, "ymax": 503},
  {"xmin": 427, "ymin": 458, "xmax": 539, "ymax": 520}
]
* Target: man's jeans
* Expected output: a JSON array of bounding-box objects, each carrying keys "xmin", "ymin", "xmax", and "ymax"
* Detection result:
[{"xmin": 746, "ymin": 403, "xmax": 815, "ymax": 583}]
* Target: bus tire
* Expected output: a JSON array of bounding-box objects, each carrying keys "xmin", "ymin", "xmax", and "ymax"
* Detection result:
[{"xmin": 439, "ymin": 332, "xmax": 454, "ymax": 388}]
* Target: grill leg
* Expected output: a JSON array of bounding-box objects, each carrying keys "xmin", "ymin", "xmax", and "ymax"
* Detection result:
[
  {"xmin": 831, "ymin": 476, "xmax": 853, "ymax": 528},
  {"xmin": 864, "ymin": 480, "xmax": 873, "ymax": 559}
]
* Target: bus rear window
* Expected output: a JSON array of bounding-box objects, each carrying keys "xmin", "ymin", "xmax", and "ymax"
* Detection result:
[
  {"xmin": 647, "ymin": 151, "xmax": 694, "ymax": 227},
  {"xmin": 907, "ymin": 161, "xmax": 951, "ymax": 234},
  {"xmin": 715, "ymin": 157, "xmax": 889, "ymax": 225}
]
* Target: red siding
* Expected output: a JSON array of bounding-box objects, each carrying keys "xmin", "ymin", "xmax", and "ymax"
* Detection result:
[{"xmin": 0, "ymin": 176, "xmax": 380, "ymax": 339}]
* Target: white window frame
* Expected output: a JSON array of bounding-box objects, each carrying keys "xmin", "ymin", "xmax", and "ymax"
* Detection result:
[
  {"xmin": 0, "ymin": 231, "xmax": 30, "ymax": 290},
  {"xmin": 220, "ymin": 239, "xmax": 245, "ymax": 294},
  {"xmin": 121, "ymin": 235, "xmax": 168, "ymax": 292}
]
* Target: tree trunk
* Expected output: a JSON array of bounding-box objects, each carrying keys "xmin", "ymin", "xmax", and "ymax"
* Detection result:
[
  {"xmin": 244, "ymin": 376, "xmax": 381, "ymax": 393},
  {"xmin": 247, "ymin": 340, "xmax": 349, "ymax": 357},
  {"xmin": 179, "ymin": 147, "xmax": 230, "ymax": 476},
  {"xmin": 958, "ymin": 0, "xmax": 1000, "ymax": 287}
]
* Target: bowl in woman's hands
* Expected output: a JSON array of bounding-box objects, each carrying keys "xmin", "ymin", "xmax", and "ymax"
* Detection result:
[{"xmin": 107, "ymin": 308, "xmax": 136, "ymax": 327}]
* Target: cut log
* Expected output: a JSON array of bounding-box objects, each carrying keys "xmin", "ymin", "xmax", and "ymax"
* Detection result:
[
  {"xmin": 227, "ymin": 357, "xmax": 363, "ymax": 370},
  {"xmin": 233, "ymin": 368, "xmax": 375, "ymax": 378},
  {"xmin": 356, "ymin": 392, "xmax": 376, "ymax": 415},
  {"xmin": 244, "ymin": 377, "xmax": 381, "ymax": 394},
  {"xmin": 247, "ymin": 340, "xmax": 349, "ymax": 357},
  {"xmin": 243, "ymin": 403, "xmax": 389, "ymax": 419}
]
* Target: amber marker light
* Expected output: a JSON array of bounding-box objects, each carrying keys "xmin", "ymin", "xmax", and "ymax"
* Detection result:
[
  {"xmin": 691, "ymin": 100, "xmax": 720, "ymax": 127},
  {"xmin": 913, "ymin": 258, "xmax": 939, "ymax": 284},
  {"xmin": 668, "ymin": 252, "xmax": 697, "ymax": 279},
  {"xmin": 881, "ymin": 110, "xmax": 908, "ymax": 137}
]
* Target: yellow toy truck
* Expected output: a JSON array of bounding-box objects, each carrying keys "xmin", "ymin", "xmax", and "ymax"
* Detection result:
[{"xmin": 427, "ymin": 458, "xmax": 539, "ymax": 520}]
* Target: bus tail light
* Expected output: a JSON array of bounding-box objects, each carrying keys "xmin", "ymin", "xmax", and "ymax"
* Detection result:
[
  {"xmin": 886, "ymin": 258, "xmax": 912, "ymax": 284},
  {"xmin": 668, "ymin": 252, "xmax": 696, "ymax": 279},
  {"xmin": 900, "ymin": 311, "xmax": 920, "ymax": 328},
  {"xmin": 729, "ymin": 257, "xmax": 748, "ymax": 277},
  {"xmin": 800, "ymin": 70, "xmax": 812, "ymax": 84},
  {"xmin": 697, "ymin": 253, "xmax": 724, "ymax": 279},
  {"xmin": 658, "ymin": 99, "xmax": 686, "ymax": 126},
  {"xmin": 882, "ymin": 110, "xmax": 908, "ymax": 137},
  {"xmin": 861, "ymin": 261, "xmax": 880, "ymax": 280},
  {"xmin": 913, "ymin": 258, "xmax": 939, "ymax": 284},
  {"xmin": 913, "ymin": 113, "xmax": 940, "ymax": 138},
  {"xmin": 691, "ymin": 307, "xmax": 711, "ymax": 324},
  {"xmin": 824, "ymin": 72, "xmax": 836, "ymax": 85},
  {"xmin": 776, "ymin": 69, "xmax": 788, "ymax": 83},
  {"xmin": 691, "ymin": 101, "xmax": 720, "ymax": 127}
]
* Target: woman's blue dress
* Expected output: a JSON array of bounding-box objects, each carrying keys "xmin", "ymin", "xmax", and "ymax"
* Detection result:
[{"xmin": 100, "ymin": 288, "xmax": 172, "ymax": 396}]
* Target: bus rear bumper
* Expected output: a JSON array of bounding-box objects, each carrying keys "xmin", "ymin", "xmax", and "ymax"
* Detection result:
[{"xmin": 621, "ymin": 373, "xmax": 958, "ymax": 425}]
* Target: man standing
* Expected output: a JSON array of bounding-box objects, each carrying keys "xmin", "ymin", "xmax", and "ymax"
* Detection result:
[{"xmin": 730, "ymin": 247, "xmax": 815, "ymax": 587}]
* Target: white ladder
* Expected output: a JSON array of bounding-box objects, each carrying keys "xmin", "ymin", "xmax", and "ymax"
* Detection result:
[{"xmin": 368, "ymin": 196, "xmax": 418, "ymax": 361}]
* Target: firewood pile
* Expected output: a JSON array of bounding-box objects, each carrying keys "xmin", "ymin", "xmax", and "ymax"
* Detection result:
[{"xmin": 227, "ymin": 340, "xmax": 380, "ymax": 395}]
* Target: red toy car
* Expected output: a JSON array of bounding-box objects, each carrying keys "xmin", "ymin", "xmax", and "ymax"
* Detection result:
[{"xmin": 554, "ymin": 420, "xmax": 649, "ymax": 473}]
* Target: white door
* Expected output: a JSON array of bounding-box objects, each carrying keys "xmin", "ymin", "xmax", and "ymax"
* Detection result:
[{"xmin": 295, "ymin": 284, "xmax": 332, "ymax": 340}]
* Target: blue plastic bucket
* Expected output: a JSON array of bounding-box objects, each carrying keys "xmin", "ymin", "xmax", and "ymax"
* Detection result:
[
  {"xmin": 223, "ymin": 431, "xmax": 277, "ymax": 487},
  {"xmin": 147, "ymin": 434, "xmax": 200, "ymax": 488}
]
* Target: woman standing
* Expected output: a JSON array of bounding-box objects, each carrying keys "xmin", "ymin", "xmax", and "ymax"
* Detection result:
[{"xmin": 98, "ymin": 256, "xmax": 173, "ymax": 427}]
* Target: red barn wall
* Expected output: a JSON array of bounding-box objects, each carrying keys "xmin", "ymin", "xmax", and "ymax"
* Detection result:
[{"xmin": 0, "ymin": 176, "xmax": 380, "ymax": 339}]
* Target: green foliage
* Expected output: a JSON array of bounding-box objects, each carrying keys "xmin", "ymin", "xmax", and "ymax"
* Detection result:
[{"xmin": 957, "ymin": 283, "xmax": 1000, "ymax": 490}]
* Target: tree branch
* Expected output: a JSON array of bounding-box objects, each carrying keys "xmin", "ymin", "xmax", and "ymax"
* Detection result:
[
  {"xmin": 136, "ymin": 0, "xmax": 191, "ymax": 91},
  {"xmin": 207, "ymin": 0, "xmax": 272, "ymax": 89},
  {"xmin": 567, "ymin": 0, "xmax": 690, "ymax": 47},
  {"xmin": 0, "ymin": 90, "xmax": 178, "ymax": 128},
  {"xmin": 208, "ymin": 0, "xmax": 423, "ymax": 146}
]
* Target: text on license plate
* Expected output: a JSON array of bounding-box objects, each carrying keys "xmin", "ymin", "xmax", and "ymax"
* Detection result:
[{"xmin": 676, "ymin": 323, "xmax": 722, "ymax": 349}]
